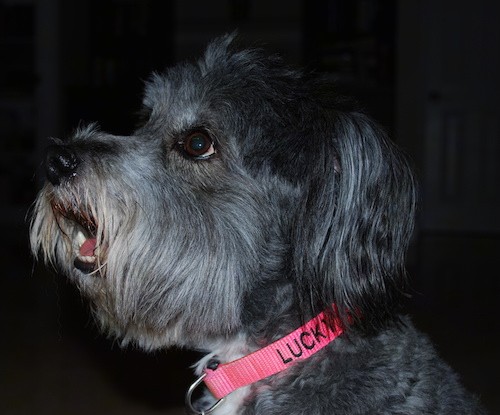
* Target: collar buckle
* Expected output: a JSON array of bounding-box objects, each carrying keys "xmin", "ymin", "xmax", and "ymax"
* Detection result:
[{"xmin": 185, "ymin": 373, "xmax": 225, "ymax": 415}]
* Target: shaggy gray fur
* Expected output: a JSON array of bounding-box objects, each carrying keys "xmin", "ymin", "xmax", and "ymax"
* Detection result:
[{"xmin": 30, "ymin": 35, "xmax": 486, "ymax": 414}]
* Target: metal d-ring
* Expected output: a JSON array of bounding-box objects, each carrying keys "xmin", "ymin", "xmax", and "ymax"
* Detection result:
[{"xmin": 185, "ymin": 373, "xmax": 225, "ymax": 415}]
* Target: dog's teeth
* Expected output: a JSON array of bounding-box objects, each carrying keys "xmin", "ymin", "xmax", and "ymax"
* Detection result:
[
  {"xmin": 76, "ymin": 230, "xmax": 87, "ymax": 248},
  {"xmin": 78, "ymin": 255, "xmax": 96, "ymax": 263}
]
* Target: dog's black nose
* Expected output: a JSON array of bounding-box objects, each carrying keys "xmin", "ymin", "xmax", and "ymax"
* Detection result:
[{"xmin": 45, "ymin": 145, "xmax": 79, "ymax": 185}]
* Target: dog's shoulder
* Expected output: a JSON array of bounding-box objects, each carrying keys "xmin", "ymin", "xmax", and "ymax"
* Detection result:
[{"xmin": 248, "ymin": 318, "xmax": 487, "ymax": 414}]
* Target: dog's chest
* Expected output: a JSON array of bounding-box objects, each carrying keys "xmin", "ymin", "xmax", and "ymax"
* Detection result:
[{"xmin": 211, "ymin": 386, "xmax": 251, "ymax": 415}]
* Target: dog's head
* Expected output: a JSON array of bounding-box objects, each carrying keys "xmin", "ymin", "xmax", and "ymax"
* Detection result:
[{"xmin": 30, "ymin": 35, "xmax": 416, "ymax": 349}]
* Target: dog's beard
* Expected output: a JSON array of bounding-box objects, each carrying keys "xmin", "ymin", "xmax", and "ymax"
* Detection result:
[
  {"xmin": 32, "ymin": 188, "xmax": 95, "ymax": 276},
  {"xmin": 29, "ymin": 168, "xmax": 271, "ymax": 350},
  {"xmin": 29, "ymin": 180, "xmax": 144, "ymax": 340},
  {"xmin": 31, "ymin": 184, "xmax": 109, "ymax": 277}
]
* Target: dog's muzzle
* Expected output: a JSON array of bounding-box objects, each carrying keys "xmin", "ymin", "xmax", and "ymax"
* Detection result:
[{"xmin": 43, "ymin": 144, "xmax": 101, "ymax": 274}]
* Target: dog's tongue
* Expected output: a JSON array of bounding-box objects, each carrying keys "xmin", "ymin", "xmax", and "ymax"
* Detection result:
[{"xmin": 79, "ymin": 238, "xmax": 97, "ymax": 257}]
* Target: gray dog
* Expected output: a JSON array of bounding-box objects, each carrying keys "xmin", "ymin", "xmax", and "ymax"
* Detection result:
[{"xmin": 30, "ymin": 35, "xmax": 486, "ymax": 414}]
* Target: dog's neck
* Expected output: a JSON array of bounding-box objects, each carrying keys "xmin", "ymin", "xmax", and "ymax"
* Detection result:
[
  {"xmin": 192, "ymin": 335, "xmax": 251, "ymax": 414},
  {"xmin": 189, "ymin": 305, "xmax": 345, "ymax": 414}
]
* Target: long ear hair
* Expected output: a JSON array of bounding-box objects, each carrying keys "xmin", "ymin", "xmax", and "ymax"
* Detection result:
[{"xmin": 292, "ymin": 110, "xmax": 417, "ymax": 331}]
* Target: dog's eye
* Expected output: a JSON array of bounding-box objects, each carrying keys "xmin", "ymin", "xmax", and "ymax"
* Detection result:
[{"xmin": 182, "ymin": 131, "xmax": 216, "ymax": 160}]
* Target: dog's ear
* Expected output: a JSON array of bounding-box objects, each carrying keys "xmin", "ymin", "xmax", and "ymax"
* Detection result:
[{"xmin": 291, "ymin": 111, "xmax": 417, "ymax": 330}]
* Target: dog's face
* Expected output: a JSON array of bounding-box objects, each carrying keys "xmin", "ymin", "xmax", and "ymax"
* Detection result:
[{"xmin": 30, "ymin": 36, "xmax": 416, "ymax": 350}]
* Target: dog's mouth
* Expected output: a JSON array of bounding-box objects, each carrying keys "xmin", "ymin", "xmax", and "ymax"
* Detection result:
[
  {"xmin": 52, "ymin": 203, "xmax": 102, "ymax": 274},
  {"xmin": 74, "ymin": 227, "xmax": 98, "ymax": 274}
]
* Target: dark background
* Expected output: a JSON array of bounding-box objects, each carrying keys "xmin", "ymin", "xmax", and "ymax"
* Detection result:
[{"xmin": 1, "ymin": 1, "xmax": 499, "ymax": 414}]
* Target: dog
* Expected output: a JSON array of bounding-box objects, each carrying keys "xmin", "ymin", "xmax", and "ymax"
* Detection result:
[{"xmin": 30, "ymin": 35, "xmax": 486, "ymax": 414}]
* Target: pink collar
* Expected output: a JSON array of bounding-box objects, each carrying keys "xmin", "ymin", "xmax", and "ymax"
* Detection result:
[{"xmin": 186, "ymin": 307, "xmax": 345, "ymax": 414}]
